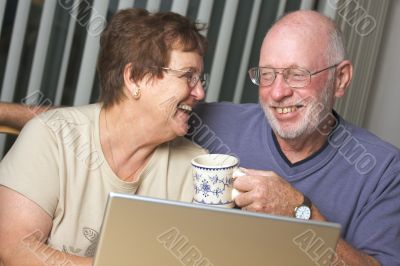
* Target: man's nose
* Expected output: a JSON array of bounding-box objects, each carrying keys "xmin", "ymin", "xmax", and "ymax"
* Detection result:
[{"xmin": 269, "ymin": 73, "xmax": 294, "ymax": 101}]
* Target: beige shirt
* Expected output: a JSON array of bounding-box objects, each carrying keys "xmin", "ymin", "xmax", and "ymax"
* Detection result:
[{"xmin": 0, "ymin": 104, "xmax": 207, "ymax": 257}]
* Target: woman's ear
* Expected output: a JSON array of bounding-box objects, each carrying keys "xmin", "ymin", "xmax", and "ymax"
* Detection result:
[
  {"xmin": 123, "ymin": 63, "xmax": 141, "ymax": 99},
  {"xmin": 334, "ymin": 60, "xmax": 353, "ymax": 98}
]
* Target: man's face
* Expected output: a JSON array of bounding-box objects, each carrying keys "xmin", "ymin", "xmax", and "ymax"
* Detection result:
[{"xmin": 258, "ymin": 26, "xmax": 336, "ymax": 140}]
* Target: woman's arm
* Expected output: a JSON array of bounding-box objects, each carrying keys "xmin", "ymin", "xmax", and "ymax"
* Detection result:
[{"xmin": 0, "ymin": 186, "xmax": 93, "ymax": 266}]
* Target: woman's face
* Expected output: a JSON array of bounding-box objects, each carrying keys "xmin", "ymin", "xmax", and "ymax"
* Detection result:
[{"xmin": 141, "ymin": 49, "xmax": 205, "ymax": 139}]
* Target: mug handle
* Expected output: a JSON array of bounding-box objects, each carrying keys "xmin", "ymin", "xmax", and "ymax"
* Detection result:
[{"xmin": 231, "ymin": 168, "xmax": 245, "ymax": 200}]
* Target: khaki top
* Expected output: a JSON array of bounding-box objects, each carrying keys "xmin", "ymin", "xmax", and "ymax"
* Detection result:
[{"xmin": 0, "ymin": 104, "xmax": 207, "ymax": 257}]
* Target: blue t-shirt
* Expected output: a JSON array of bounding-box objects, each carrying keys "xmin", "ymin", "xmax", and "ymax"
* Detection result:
[{"xmin": 188, "ymin": 102, "xmax": 400, "ymax": 265}]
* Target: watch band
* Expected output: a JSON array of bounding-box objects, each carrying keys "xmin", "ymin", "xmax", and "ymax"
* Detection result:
[{"xmin": 302, "ymin": 195, "xmax": 312, "ymax": 208}]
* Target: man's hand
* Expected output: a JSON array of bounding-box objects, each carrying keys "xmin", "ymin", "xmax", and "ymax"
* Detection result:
[
  {"xmin": 233, "ymin": 168, "xmax": 381, "ymax": 265},
  {"xmin": 233, "ymin": 168, "xmax": 304, "ymax": 217}
]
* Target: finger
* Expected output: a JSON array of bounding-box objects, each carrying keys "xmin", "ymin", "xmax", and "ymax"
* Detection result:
[
  {"xmin": 233, "ymin": 173, "xmax": 272, "ymax": 192},
  {"xmin": 242, "ymin": 168, "xmax": 275, "ymax": 177},
  {"xmin": 233, "ymin": 175, "xmax": 259, "ymax": 192},
  {"xmin": 231, "ymin": 188, "xmax": 242, "ymax": 200},
  {"xmin": 241, "ymin": 202, "xmax": 269, "ymax": 213},
  {"xmin": 234, "ymin": 190, "xmax": 257, "ymax": 208}
]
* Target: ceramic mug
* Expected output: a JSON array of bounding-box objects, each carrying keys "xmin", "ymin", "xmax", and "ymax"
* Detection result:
[{"xmin": 191, "ymin": 154, "xmax": 244, "ymax": 208}]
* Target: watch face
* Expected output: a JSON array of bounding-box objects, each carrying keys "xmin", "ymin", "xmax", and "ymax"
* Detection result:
[{"xmin": 295, "ymin": 206, "xmax": 311, "ymax": 220}]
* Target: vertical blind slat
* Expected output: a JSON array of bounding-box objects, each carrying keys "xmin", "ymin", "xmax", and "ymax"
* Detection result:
[
  {"xmin": 55, "ymin": 0, "xmax": 80, "ymax": 105},
  {"xmin": 0, "ymin": 0, "xmax": 7, "ymax": 36},
  {"xmin": 300, "ymin": 0, "xmax": 316, "ymax": 10},
  {"xmin": 318, "ymin": 0, "xmax": 337, "ymax": 19},
  {"xmin": 196, "ymin": 0, "xmax": 213, "ymax": 36},
  {"xmin": 1, "ymin": 0, "xmax": 31, "ymax": 102},
  {"xmin": 171, "ymin": 0, "xmax": 190, "ymax": 16},
  {"xmin": 205, "ymin": 0, "xmax": 239, "ymax": 102},
  {"xmin": 146, "ymin": 0, "xmax": 161, "ymax": 12},
  {"xmin": 233, "ymin": 0, "xmax": 262, "ymax": 103},
  {"xmin": 276, "ymin": 0, "xmax": 287, "ymax": 19},
  {"xmin": 118, "ymin": 0, "xmax": 135, "ymax": 10},
  {"xmin": 73, "ymin": 0, "xmax": 110, "ymax": 106},
  {"xmin": 26, "ymin": 0, "xmax": 57, "ymax": 99}
]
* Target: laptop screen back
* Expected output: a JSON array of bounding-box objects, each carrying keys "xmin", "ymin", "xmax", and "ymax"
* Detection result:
[{"xmin": 94, "ymin": 193, "xmax": 340, "ymax": 266}]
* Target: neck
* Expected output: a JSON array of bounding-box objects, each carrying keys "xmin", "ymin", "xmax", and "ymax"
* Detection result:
[
  {"xmin": 275, "ymin": 130, "xmax": 329, "ymax": 164},
  {"xmin": 274, "ymin": 110, "xmax": 338, "ymax": 164},
  {"xmin": 100, "ymin": 102, "xmax": 170, "ymax": 182}
]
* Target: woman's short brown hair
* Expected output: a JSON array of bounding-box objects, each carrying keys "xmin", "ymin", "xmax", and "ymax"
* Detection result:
[{"xmin": 97, "ymin": 8, "xmax": 207, "ymax": 107}]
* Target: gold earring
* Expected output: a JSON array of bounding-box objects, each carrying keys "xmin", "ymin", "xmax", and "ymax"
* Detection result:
[{"xmin": 132, "ymin": 88, "xmax": 141, "ymax": 99}]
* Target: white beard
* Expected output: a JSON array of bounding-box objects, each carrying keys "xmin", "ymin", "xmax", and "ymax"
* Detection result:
[{"xmin": 261, "ymin": 78, "xmax": 335, "ymax": 140}]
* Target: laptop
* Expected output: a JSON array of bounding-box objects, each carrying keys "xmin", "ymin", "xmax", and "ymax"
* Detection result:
[{"xmin": 93, "ymin": 192, "xmax": 341, "ymax": 266}]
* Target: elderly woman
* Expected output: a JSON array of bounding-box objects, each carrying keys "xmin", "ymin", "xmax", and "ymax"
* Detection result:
[{"xmin": 0, "ymin": 8, "xmax": 208, "ymax": 265}]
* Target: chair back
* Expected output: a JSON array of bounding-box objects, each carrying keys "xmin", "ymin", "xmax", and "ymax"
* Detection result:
[{"xmin": 0, "ymin": 125, "xmax": 20, "ymax": 136}]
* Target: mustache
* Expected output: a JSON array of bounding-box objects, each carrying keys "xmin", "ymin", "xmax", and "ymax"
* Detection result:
[{"xmin": 263, "ymin": 95, "xmax": 315, "ymax": 107}]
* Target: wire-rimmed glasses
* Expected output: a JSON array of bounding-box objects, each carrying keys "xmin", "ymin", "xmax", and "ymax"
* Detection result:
[
  {"xmin": 248, "ymin": 64, "xmax": 339, "ymax": 88},
  {"xmin": 161, "ymin": 67, "xmax": 209, "ymax": 91}
]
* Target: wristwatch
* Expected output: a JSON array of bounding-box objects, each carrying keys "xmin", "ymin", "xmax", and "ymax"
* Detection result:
[{"xmin": 294, "ymin": 195, "xmax": 312, "ymax": 220}]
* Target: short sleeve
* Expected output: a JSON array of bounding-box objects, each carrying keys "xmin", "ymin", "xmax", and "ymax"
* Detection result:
[{"xmin": 0, "ymin": 115, "xmax": 60, "ymax": 217}]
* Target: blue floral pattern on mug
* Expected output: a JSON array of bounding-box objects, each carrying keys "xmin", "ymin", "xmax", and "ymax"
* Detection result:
[{"xmin": 193, "ymin": 172, "xmax": 234, "ymax": 205}]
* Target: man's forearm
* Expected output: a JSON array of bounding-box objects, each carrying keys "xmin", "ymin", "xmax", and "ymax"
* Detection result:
[
  {"xmin": 311, "ymin": 206, "xmax": 379, "ymax": 265},
  {"xmin": 0, "ymin": 102, "xmax": 50, "ymax": 130},
  {"xmin": 335, "ymin": 239, "xmax": 379, "ymax": 266}
]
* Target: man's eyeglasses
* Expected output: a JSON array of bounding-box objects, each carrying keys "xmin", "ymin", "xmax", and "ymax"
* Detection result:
[
  {"xmin": 161, "ymin": 67, "xmax": 209, "ymax": 91},
  {"xmin": 248, "ymin": 64, "xmax": 339, "ymax": 88}
]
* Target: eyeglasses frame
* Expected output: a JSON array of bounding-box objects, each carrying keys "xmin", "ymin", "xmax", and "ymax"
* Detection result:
[
  {"xmin": 248, "ymin": 63, "xmax": 340, "ymax": 88},
  {"xmin": 161, "ymin": 67, "xmax": 209, "ymax": 91}
]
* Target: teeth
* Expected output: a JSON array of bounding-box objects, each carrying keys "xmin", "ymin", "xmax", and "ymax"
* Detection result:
[
  {"xmin": 276, "ymin": 106, "xmax": 297, "ymax": 114},
  {"xmin": 177, "ymin": 103, "xmax": 192, "ymax": 113}
]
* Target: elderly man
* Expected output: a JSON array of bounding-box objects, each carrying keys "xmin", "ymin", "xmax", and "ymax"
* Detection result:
[{"xmin": 191, "ymin": 10, "xmax": 399, "ymax": 266}]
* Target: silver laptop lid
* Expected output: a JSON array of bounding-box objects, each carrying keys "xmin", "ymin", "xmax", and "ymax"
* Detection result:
[{"xmin": 94, "ymin": 193, "xmax": 340, "ymax": 266}]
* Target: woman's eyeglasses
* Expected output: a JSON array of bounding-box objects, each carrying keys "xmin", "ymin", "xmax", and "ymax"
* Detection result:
[{"xmin": 162, "ymin": 67, "xmax": 209, "ymax": 91}]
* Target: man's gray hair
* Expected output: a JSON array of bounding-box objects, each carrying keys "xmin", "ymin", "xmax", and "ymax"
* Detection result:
[{"xmin": 326, "ymin": 24, "xmax": 347, "ymax": 65}]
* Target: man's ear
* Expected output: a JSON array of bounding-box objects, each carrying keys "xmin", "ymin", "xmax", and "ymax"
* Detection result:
[{"xmin": 334, "ymin": 60, "xmax": 353, "ymax": 98}]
